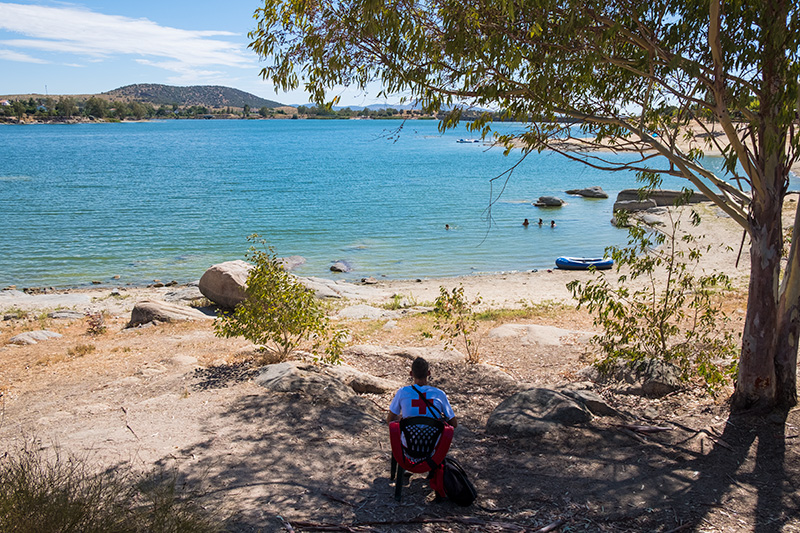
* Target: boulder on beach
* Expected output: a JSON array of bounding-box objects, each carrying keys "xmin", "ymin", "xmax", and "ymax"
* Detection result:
[
  {"xmin": 566, "ymin": 186, "xmax": 609, "ymax": 199},
  {"xmin": 199, "ymin": 260, "xmax": 252, "ymax": 308},
  {"xmin": 615, "ymin": 189, "xmax": 708, "ymax": 207},
  {"xmin": 8, "ymin": 330, "xmax": 63, "ymax": 345},
  {"xmin": 613, "ymin": 199, "xmax": 659, "ymax": 213},
  {"xmin": 534, "ymin": 196, "xmax": 564, "ymax": 207},
  {"xmin": 127, "ymin": 300, "xmax": 213, "ymax": 328}
]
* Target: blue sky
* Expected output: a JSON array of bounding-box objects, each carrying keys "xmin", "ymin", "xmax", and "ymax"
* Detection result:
[{"xmin": 0, "ymin": 0, "xmax": 383, "ymax": 106}]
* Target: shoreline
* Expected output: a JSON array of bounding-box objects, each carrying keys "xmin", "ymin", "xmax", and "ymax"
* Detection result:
[{"xmin": 0, "ymin": 202, "xmax": 763, "ymax": 315}]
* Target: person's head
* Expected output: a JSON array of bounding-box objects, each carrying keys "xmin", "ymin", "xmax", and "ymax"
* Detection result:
[{"xmin": 411, "ymin": 357, "xmax": 430, "ymax": 381}]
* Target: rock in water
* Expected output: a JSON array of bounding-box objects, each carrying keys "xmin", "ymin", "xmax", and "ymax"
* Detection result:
[
  {"xmin": 565, "ymin": 186, "xmax": 609, "ymax": 198},
  {"xmin": 534, "ymin": 196, "xmax": 565, "ymax": 207}
]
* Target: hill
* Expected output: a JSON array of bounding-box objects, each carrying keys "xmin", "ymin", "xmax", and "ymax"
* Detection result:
[{"xmin": 103, "ymin": 84, "xmax": 284, "ymax": 108}]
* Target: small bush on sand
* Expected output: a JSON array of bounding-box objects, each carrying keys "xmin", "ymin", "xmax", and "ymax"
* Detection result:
[
  {"xmin": 214, "ymin": 235, "xmax": 345, "ymax": 363},
  {"xmin": 0, "ymin": 441, "xmax": 223, "ymax": 533},
  {"xmin": 433, "ymin": 285, "xmax": 481, "ymax": 363}
]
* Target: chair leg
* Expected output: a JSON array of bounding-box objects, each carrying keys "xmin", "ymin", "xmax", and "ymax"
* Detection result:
[
  {"xmin": 394, "ymin": 466, "xmax": 404, "ymax": 501},
  {"xmin": 390, "ymin": 457, "xmax": 397, "ymax": 481}
]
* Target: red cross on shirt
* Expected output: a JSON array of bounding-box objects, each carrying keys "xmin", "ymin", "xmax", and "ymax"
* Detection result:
[{"xmin": 411, "ymin": 393, "xmax": 428, "ymax": 414}]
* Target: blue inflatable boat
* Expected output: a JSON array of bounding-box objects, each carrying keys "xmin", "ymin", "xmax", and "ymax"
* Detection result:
[{"xmin": 555, "ymin": 257, "xmax": 614, "ymax": 270}]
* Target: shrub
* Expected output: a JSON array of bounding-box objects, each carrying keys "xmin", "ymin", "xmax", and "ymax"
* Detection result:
[
  {"xmin": 0, "ymin": 441, "xmax": 223, "ymax": 533},
  {"xmin": 214, "ymin": 235, "xmax": 345, "ymax": 363},
  {"xmin": 86, "ymin": 312, "xmax": 107, "ymax": 336},
  {"xmin": 567, "ymin": 208, "xmax": 738, "ymax": 393},
  {"xmin": 433, "ymin": 285, "xmax": 481, "ymax": 363}
]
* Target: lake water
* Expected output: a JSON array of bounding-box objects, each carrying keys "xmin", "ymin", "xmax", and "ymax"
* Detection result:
[{"xmin": 0, "ymin": 119, "xmax": 750, "ymax": 289}]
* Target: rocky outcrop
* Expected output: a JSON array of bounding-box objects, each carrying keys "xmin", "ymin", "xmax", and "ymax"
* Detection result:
[
  {"xmin": 614, "ymin": 189, "xmax": 708, "ymax": 212},
  {"xmin": 578, "ymin": 358, "xmax": 683, "ymax": 397},
  {"xmin": 298, "ymin": 277, "xmax": 386, "ymax": 300},
  {"xmin": 256, "ymin": 362, "xmax": 356, "ymax": 403},
  {"xmin": 321, "ymin": 364, "xmax": 400, "ymax": 394},
  {"xmin": 487, "ymin": 388, "xmax": 594, "ymax": 437},
  {"xmin": 127, "ymin": 300, "xmax": 212, "ymax": 328},
  {"xmin": 613, "ymin": 199, "xmax": 658, "ymax": 212},
  {"xmin": 8, "ymin": 330, "xmax": 63, "ymax": 345},
  {"xmin": 199, "ymin": 260, "xmax": 252, "ymax": 308},
  {"xmin": 534, "ymin": 196, "xmax": 565, "ymax": 207},
  {"xmin": 566, "ymin": 186, "xmax": 609, "ymax": 199}
]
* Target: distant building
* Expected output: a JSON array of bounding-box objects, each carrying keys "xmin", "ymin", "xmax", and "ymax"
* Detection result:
[{"xmin": 0, "ymin": 100, "xmax": 10, "ymax": 106}]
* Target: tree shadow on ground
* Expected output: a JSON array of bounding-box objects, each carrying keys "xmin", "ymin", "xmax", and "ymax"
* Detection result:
[
  {"xmin": 678, "ymin": 410, "xmax": 799, "ymax": 532},
  {"xmin": 164, "ymin": 362, "xmax": 799, "ymax": 532}
]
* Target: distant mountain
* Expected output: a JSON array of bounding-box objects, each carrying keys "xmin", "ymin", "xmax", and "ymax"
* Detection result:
[{"xmin": 103, "ymin": 84, "xmax": 284, "ymax": 109}]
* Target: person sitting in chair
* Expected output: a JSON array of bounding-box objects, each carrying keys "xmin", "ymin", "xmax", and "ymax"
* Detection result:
[{"xmin": 387, "ymin": 357, "xmax": 458, "ymax": 428}]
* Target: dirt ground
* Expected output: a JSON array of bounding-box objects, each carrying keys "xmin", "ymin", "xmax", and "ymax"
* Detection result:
[{"xmin": 1, "ymin": 288, "xmax": 798, "ymax": 533}]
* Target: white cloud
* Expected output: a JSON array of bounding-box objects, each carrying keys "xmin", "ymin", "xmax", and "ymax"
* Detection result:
[
  {"xmin": 0, "ymin": 47, "xmax": 48, "ymax": 63},
  {"xmin": 0, "ymin": 3, "xmax": 255, "ymax": 73}
]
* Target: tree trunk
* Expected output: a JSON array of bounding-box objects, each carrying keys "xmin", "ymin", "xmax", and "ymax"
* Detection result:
[
  {"xmin": 776, "ymin": 203, "xmax": 800, "ymax": 407},
  {"xmin": 732, "ymin": 198, "xmax": 782, "ymax": 411}
]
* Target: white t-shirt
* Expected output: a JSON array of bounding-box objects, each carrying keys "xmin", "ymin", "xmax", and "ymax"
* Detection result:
[{"xmin": 389, "ymin": 385, "xmax": 455, "ymax": 421}]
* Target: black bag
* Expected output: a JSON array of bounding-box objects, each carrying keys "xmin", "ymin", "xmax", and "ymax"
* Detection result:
[{"xmin": 441, "ymin": 457, "xmax": 477, "ymax": 506}]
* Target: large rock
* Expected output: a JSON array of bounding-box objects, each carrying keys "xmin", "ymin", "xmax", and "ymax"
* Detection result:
[
  {"xmin": 566, "ymin": 186, "xmax": 609, "ymax": 199},
  {"xmin": 578, "ymin": 358, "xmax": 683, "ymax": 397},
  {"xmin": 321, "ymin": 364, "xmax": 400, "ymax": 394},
  {"xmin": 299, "ymin": 277, "xmax": 387, "ymax": 300},
  {"xmin": 199, "ymin": 260, "xmax": 252, "ymax": 308},
  {"xmin": 9, "ymin": 330, "xmax": 63, "ymax": 345},
  {"xmin": 487, "ymin": 388, "xmax": 593, "ymax": 437},
  {"xmin": 255, "ymin": 362, "xmax": 356, "ymax": 403},
  {"xmin": 613, "ymin": 199, "xmax": 658, "ymax": 212},
  {"xmin": 128, "ymin": 300, "xmax": 213, "ymax": 327},
  {"xmin": 616, "ymin": 189, "xmax": 708, "ymax": 207},
  {"xmin": 534, "ymin": 196, "xmax": 565, "ymax": 207},
  {"xmin": 164, "ymin": 286, "xmax": 205, "ymax": 304}
]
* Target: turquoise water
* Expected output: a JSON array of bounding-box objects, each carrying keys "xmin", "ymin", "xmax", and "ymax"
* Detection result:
[{"xmin": 0, "ymin": 119, "xmax": 741, "ymax": 288}]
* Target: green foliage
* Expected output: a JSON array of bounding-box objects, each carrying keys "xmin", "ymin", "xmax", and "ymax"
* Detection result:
[
  {"xmin": 0, "ymin": 441, "xmax": 223, "ymax": 533},
  {"xmin": 214, "ymin": 235, "xmax": 345, "ymax": 363},
  {"xmin": 567, "ymin": 209, "xmax": 738, "ymax": 393},
  {"xmin": 475, "ymin": 300, "xmax": 569, "ymax": 321},
  {"xmin": 432, "ymin": 285, "xmax": 481, "ymax": 363},
  {"xmin": 382, "ymin": 293, "xmax": 418, "ymax": 310},
  {"xmin": 3, "ymin": 307, "xmax": 28, "ymax": 320}
]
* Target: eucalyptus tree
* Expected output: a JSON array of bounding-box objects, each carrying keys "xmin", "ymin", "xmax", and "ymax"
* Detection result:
[{"xmin": 249, "ymin": 0, "xmax": 800, "ymax": 410}]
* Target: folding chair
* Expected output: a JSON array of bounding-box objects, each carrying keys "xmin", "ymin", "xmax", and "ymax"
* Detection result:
[{"xmin": 389, "ymin": 416, "xmax": 453, "ymax": 501}]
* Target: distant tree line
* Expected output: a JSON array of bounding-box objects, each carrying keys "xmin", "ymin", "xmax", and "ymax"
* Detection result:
[
  {"xmin": 0, "ymin": 96, "xmax": 519, "ymax": 122},
  {"xmin": 0, "ymin": 96, "xmax": 287, "ymax": 122}
]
